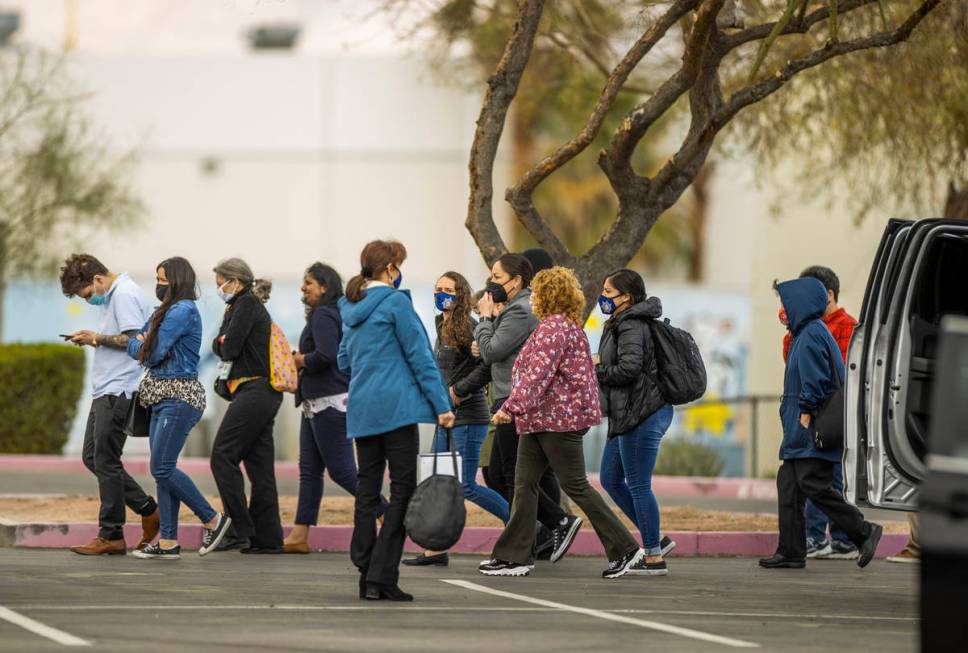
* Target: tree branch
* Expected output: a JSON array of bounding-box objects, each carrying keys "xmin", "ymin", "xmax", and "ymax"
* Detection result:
[
  {"xmin": 503, "ymin": 0, "xmax": 699, "ymax": 262},
  {"xmin": 724, "ymin": 0, "xmax": 878, "ymax": 51},
  {"xmin": 465, "ymin": 0, "xmax": 545, "ymax": 265},
  {"xmin": 649, "ymin": 0, "xmax": 940, "ymax": 199}
]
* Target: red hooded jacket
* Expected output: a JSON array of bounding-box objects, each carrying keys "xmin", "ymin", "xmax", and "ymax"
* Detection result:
[{"xmin": 781, "ymin": 306, "xmax": 857, "ymax": 363}]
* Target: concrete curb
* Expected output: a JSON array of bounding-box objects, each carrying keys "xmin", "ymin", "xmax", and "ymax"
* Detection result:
[
  {"xmin": 0, "ymin": 455, "xmax": 778, "ymax": 499},
  {"xmin": 1, "ymin": 520, "xmax": 907, "ymax": 558}
]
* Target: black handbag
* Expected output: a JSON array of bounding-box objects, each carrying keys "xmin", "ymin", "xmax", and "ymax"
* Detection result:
[
  {"xmin": 813, "ymin": 343, "xmax": 845, "ymax": 451},
  {"xmin": 123, "ymin": 391, "xmax": 150, "ymax": 438},
  {"xmin": 404, "ymin": 428, "xmax": 466, "ymax": 551}
]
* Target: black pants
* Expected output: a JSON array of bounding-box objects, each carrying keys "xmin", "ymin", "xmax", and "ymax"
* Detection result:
[
  {"xmin": 82, "ymin": 395, "xmax": 157, "ymax": 540},
  {"xmin": 351, "ymin": 424, "xmax": 419, "ymax": 587},
  {"xmin": 491, "ymin": 419, "xmax": 567, "ymax": 530},
  {"xmin": 776, "ymin": 457, "xmax": 871, "ymax": 560},
  {"xmin": 210, "ymin": 379, "xmax": 284, "ymax": 548}
]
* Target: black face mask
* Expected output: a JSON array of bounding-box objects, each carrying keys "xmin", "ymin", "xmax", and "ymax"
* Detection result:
[
  {"xmin": 155, "ymin": 283, "xmax": 169, "ymax": 302},
  {"xmin": 485, "ymin": 281, "xmax": 509, "ymax": 304}
]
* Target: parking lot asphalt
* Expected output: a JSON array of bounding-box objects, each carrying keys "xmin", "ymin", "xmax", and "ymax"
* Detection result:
[{"xmin": 0, "ymin": 549, "xmax": 917, "ymax": 652}]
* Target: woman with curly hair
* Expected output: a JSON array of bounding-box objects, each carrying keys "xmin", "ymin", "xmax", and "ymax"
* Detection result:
[
  {"xmin": 404, "ymin": 271, "xmax": 509, "ymax": 567},
  {"xmin": 480, "ymin": 267, "xmax": 644, "ymax": 580}
]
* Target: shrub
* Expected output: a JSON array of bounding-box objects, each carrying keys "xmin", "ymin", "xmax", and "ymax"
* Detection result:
[
  {"xmin": 654, "ymin": 438, "xmax": 725, "ymax": 477},
  {"xmin": 0, "ymin": 344, "xmax": 86, "ymax": 453}
]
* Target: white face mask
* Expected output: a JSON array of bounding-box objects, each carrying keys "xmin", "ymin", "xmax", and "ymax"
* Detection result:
[{"xmin": 217, "ymin": 280, "xmax": 235, "ymax": 303}]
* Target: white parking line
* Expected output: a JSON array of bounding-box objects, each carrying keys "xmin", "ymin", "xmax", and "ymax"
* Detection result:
[
  {"xmin": 4, "ymin": 605, "xmax": 918, "ymax": 622},
  {"xmin": 0, "ymin": 606, "xmax": 90, "ymax": 647},
  {"xmin": 441, "ymin": 580, "xmax": 759, "ymax": 648}
]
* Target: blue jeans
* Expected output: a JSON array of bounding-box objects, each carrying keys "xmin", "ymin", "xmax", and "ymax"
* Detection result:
[
  {"xmin": 805, "ymin": 461, "xmax": 851, "ymax": 545},
  {"xmin": 600, "ymin": 405, "xmax": 674, "ymax": 555},
  {"xmin": 149, "ymin": 399, "xmax": 216, "ymax": 540},
  {"xmin": 433, "ymin": 424, "xmax": 510, "ymax": 524}
]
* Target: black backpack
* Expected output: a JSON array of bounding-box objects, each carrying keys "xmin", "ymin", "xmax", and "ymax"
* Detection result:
[
  {"xmin": 404, "ymin": 429, "xmax": 466, "ymax": 551},
  {"xmin": 648, "ymin": 318, "xmax": 707, "ymax": 405}
]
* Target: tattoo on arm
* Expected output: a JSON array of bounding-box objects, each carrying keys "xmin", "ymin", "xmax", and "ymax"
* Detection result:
[{"xmin": 96, "ymin": 330, "xmax": 139, "ymax": 350}]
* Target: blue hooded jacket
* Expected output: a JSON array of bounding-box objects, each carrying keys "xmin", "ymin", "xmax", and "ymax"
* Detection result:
[
  {"xmin": 777, "ymin": 278, "xmax": 845, "ymax": 462},
  {"xmin": 337, "ymin": 285, "xmax": 451, "ymax": 438}
]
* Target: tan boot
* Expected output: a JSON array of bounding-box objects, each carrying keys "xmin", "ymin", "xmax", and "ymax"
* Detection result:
[
  {"xmin": 283, "ymin": 541, "xmax": 311, "ymax": 554},
  {"xmin": 138, "ymin": 509, "xmax": 160, "ymax": 550},
  {"xmin": 71, "ymin": 537, "xmax": 126, "ymax": 556}
]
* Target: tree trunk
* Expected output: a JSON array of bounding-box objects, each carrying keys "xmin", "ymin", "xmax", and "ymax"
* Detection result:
[{"xmin": 943, "ymin": 180, "xmax": 968, "ymax": 219}]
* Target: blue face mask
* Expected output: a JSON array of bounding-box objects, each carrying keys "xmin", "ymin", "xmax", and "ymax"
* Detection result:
[
  {"xmin": 598, "ymin": 295, "xmax": 617, "ymax": 315},
  {"xmin": 435, "ymin": 291, "xmax": 456, "ymax": 311},
  {"xmin": 393, "ymin": 269, "xmax": 403, "ymax": 289},
  {"xmin": 86, "ymin": 293, "xmax": 107, "ymax": 306}
]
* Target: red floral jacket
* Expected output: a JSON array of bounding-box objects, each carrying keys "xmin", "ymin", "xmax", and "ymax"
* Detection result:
[{"xmin": 502, "ymin": 314, "xmax": 602, "ymax": 435}]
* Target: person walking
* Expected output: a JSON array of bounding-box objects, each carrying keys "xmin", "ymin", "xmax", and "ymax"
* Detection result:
[
  {"xmin": 283, "ymin": 262, "xmax": 385, "ymax": 554},
  {"xmin": 480, "ymin": 267, "xmax": 645, "ymax": 579},
  {"xmin": 760, "ymin": 277, "xmax": 883, "ymax": 570},
  {"xmin": 338, "ymin": 240, "xmax": 455, "ymax": 602},
  {"xmin": 59, "ymin": 254, "xmax": 160, "ymax": 555},
  {"xmin": 596, "ymin": 269, "xmax": 675, "ymax": 576},
  {"xmin": 475, "ymin": 254, "xmax": 578, "ymax": 562},
  {"xmin": 780, "ymin": 265, "xmax": 860, "ymax": 560},
  {"xmin": 404, "ymin": 271, "xmax": 509, "ymax": 568},
  {"xmin": 210, "ymin": 258, "xmax": 285, "ymax": 554},
  {"xmin": 127, "ymin": 257, "xmax": 232, "ymax": 559}
]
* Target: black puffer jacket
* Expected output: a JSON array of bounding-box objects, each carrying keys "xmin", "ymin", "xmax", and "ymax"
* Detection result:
[{"xmin": 596, "ymin": 297, "xmax": 665, "ymax": 437}]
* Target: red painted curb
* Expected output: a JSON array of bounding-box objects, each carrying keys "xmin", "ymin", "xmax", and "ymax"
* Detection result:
[
  {"xmin": 0, "ymin": 455, "xmax": 777, "ymax": 499},
  {"xmin": 3, "ymin": 521, "xmax": 907, "ymax": 558}
]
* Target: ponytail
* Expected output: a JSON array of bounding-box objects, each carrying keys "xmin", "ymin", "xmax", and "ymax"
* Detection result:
[{"xmin": 345, "ymin": 240, "xmax": 407, "ymax": 303}]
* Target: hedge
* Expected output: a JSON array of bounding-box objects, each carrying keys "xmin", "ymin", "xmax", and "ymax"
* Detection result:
[
  {"xmin": 0, "ymin": 344, "xmax": 86, "ymax": 454},
  {"xmin": 654, "ymin": 438, "xmax": 725, "ymax": 477}
]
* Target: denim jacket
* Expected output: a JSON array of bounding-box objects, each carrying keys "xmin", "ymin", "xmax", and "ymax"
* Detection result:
[{"xmin": 127, "ymin": 300, "xmax": 203, "ymax": 379}]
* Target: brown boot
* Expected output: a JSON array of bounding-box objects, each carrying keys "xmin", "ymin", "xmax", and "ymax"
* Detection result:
[
  {"xmin": 71, "ymin": 537, "xmax": 126, "ymax": 556},
  {"xmin": 138, "ymin": 509, "xmax": 160, "ymax": 550},
  {"xmin": 283, "ymin": 541, "xmax": 311, "ymax": 554}
]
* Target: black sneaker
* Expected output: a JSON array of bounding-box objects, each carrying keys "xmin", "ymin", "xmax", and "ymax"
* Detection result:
[
  {"xmin": 628, "ymin": 557, "xmax": 668, "ymax": 576},
  {"xmin": 550, "ymin": 515, "xmax": 582, "ymax": 563},
  {"xmin": 857, "ymin": 523, "xmax": 883, "ymax": 568},
  {"xmin": 215, "ymin": 534, "xmax": 250, "ymax": 552},
  {"xmin": 827, "ymin": 539, "xmax": 860, "ymax": 560},
  {"xmin": 403, "ymin": 552, "xmax": 449, "ymax": 567},
  {"xmin": 533, "ymin": 523, "xmax": 554, "ymax": 560},
  {"xmin": 132, "ymin": 542, "xmax": 181, "ymax": 560},
  {"xmin": 479, "ymin": 559, "xmax": 533, "ymax": 577},
  {"xmin": 660, "ymin": 535, "xmax": 676, "ymax": 557},
  {"xmin": 602, "ymin": 548, "xmax": 645, "ymax": 579},
  {"xmin": 199, "ymin": 513, "xmax": 232, "ymax": 557}
]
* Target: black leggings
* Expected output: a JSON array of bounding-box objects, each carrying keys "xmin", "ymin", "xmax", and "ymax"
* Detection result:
[{"xmin": 490, "ymin": 419, "xmax": 567, "ymax": 530}]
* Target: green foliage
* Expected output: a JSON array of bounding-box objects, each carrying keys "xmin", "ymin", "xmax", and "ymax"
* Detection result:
[
  {"xmin": 731, "ymin": 0, "xmax": 967, "ymax": 221},
  {"xmin": 654, "ymin": 437, "xmax": 725, "ymax": 478},
  {"xmin": 0, "ymin": 344, "xmax": 86, "ymax": 454}
]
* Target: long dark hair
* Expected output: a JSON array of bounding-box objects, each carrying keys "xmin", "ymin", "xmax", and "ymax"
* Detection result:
[
  {"xmin": 305, "ymin": 262, "xmax": 343, "ymax": 315},
  {"xmin": 140, "ymin": 257, "xmax": 198, "ymax": 364},
  {"xmin": 438, "ymin": 271, "xmax": 473, "ymax": 351},
  {"xmin": 605, "ymin": 269, "xmax": 647, "ymax": 318},
  {"xmin": 345, "ymin": 240, "xmax": 407, "ymax": 303}
]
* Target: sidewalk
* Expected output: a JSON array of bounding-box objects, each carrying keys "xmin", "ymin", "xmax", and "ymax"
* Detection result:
[{"xmin": 0, "ymin": 455, "xmax": 779, "ymax": 499}]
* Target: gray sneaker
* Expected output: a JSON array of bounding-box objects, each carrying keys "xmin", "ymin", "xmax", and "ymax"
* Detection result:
[
  {"xmin": 827, "ymin": 539, "xmax": 859, "ymax": 560},
  {"xmin": 806, "ymin": 538, "xmax": 832, "ymax": 559}
]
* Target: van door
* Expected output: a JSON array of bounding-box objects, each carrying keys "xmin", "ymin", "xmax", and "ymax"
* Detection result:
[
  {"xmin": 920, "ymin": 316, "xmax": 968, "ymax": 650},
  {"xmin": 864, "ymin": 220, "xmax": 968, "ymax": 510},
  {"xmin": 844, "ymin": 219, "xmax": 912, "ymax": 506}
]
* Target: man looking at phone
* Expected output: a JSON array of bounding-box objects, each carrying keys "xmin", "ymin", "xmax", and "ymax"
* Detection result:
[{"xmin": 59, "ymin": 254, "xmax": 158, "ymax": 555}]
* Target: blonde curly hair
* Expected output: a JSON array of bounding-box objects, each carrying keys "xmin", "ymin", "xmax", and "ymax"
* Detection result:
[{"xmin": 531, "ymin": 267, "xmax": 585, "ymax": 326}]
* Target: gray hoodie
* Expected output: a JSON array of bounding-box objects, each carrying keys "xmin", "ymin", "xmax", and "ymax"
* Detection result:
[{"xmin": 473, "ymin": 288, "xmax": 539, "ymax": 402}]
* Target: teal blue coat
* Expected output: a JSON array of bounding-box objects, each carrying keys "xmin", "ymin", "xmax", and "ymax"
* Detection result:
[{"xmin": 337, "ymin": 285, "xmax": 451, "ymax": 438}]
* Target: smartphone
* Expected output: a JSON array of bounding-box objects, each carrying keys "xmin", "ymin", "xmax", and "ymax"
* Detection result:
[{"xmin": 58, "ymin": 334, "xmax": 73, "ymax": 340}]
